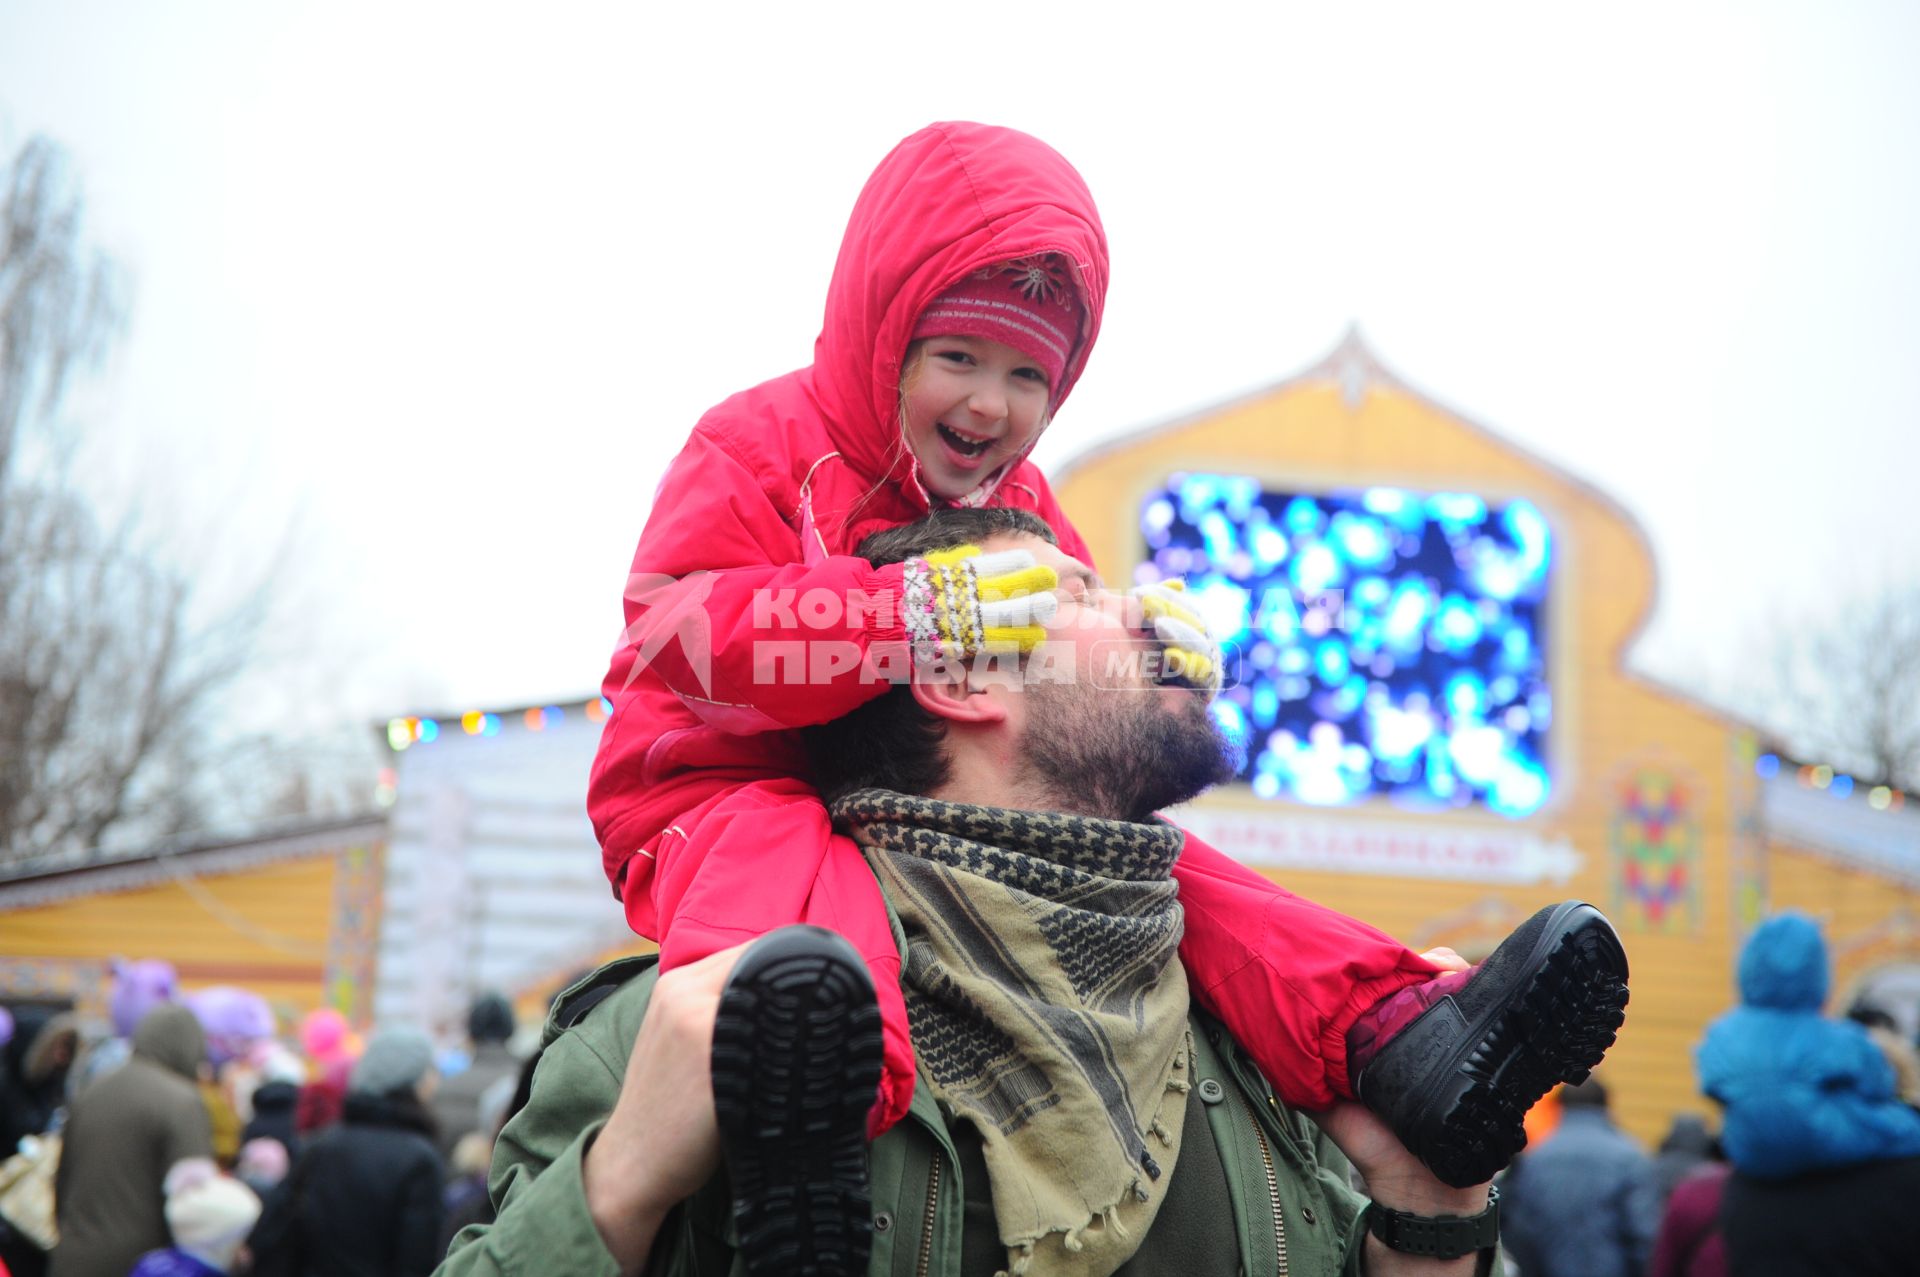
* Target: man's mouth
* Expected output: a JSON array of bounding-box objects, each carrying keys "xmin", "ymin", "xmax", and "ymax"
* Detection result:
[{"xmin": 936, "ymin": 422, "xmax": 994, "ymax": 459}]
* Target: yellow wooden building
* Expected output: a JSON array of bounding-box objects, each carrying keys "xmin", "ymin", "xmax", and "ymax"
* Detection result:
[
  {"xmin": 0, "ymin": 817, "xmax": 388, "ymax": 1029},
  {"xmin": 1053, "ymin": 331, "xmax": 1920, "ymax": 1145}
]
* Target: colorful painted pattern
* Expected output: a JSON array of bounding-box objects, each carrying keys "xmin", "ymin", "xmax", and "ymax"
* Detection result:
[
  {"xmin": 324, "ymin": 840, "xmax": 386, "ymax": 1025},
  {"xmin": 1612, "ymin": 768, "xmax": 1701, "ymax": 932}
]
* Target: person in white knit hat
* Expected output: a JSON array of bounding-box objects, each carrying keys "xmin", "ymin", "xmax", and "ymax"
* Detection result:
[{"xmin": 127, "ymin": 1158, "xmax": 262, "ymax": 1276}]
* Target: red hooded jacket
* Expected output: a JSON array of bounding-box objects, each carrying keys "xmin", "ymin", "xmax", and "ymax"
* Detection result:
[{"xmin": 589, "ymin": 123, "xmax": 1430, "ymax": 1134}]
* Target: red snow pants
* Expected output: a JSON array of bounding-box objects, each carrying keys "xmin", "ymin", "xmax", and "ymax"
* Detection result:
[{"xmin": 625, "ymin": 776, "xmax": 1439, "ymax": 1136}]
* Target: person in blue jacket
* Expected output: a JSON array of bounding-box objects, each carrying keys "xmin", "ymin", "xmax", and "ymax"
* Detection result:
[{"xmin": 1695, "ymin": 910, "xmax": 1920, "ymax": 1178}]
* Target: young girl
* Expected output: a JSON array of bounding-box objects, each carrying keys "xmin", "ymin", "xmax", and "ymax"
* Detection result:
[{"xmin": 590, "ymin": 120, "xmax": 1627, "ymax": 1252}]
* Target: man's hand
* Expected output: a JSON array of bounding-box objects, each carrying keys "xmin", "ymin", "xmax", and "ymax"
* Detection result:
[
  {"xmin": 1315, "ymin": 1101, "xmax": 1491, "ymax": 1217},
  {"xmin": 1316, "ymin": 1101, "xmax": 1492, "ymax": 1275},
  {"xmin": 582, "ymin": 943, "xmax": 750, "ymax": 1276}
]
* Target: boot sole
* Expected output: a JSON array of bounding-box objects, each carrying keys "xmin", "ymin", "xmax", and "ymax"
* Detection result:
[
  {"xmin": 711, "ymin": 925, "xmax": 882, "ymax": 1276},
  {"xmin": 1374, "ymin": 902, "xmax": 1630, "ymax": 1188}
]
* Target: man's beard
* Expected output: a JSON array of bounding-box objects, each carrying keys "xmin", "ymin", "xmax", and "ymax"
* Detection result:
[{"xmin": 1017, "ymin": 681, "xmax": 1237, "ymax": 823}]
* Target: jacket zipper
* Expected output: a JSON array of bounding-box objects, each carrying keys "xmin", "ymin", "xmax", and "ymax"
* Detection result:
[
  {"xmin": 1236, "ymin": 1091, "xmax": 1288, "ymax": 1276},
  {"xmin": 915, "ymin": 1149, "xmax": 942, "ymax": 1277}
]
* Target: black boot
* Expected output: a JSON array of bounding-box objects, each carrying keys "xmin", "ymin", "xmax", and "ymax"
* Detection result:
[
  {"xmin": 1348, "ymin": 901, "xmax": 1630, "ymax": 1188},
  {"xmin": 711, "ymin": 925, "xmax": 883, "ymax": 1276}
]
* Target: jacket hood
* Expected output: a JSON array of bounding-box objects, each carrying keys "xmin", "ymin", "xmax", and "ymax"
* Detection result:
[
  {"xmin": 811, "ymin": 121, "xmax": 1109, "ymax": 507},
  {"xmin": 133, "ymin": 1003, "xmax": 208, "ymax": 1081},
  {"xmin": 1737, "ymin": 911, "xmax": 1829, "ymax": 1010},
  {"xmin": 21, "ymin": 1011, "xmax": 81, "ymax": 1086}
]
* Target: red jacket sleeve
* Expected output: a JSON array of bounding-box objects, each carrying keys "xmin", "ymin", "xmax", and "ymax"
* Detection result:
[{"xmin": 610, "ymin": 430, "xmax": 913, "ymax": 733}]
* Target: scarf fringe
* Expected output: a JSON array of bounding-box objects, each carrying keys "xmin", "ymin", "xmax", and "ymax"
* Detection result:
[{"xmin": 1001, "ymin": 1194, "xmax": 1144, "ymax": 1277}]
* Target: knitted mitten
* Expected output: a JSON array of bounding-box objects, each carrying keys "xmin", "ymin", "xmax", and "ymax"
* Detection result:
[
  {"xmin": 1130, "ymin": 578, "xmax": 1223, "ymax": 691},
  {"xmin": 902, "ymin": 545, "xmax": 1059, "ymax": 661}
]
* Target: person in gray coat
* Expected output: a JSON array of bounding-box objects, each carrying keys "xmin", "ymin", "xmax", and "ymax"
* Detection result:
[
  {"xmin": 1500, "ymin": 1077, "xmax": 1661, "ymax": 1277},
  {"xmin": 50, "ymin": 1004, "xmax": 214, "ymax": 1277}
]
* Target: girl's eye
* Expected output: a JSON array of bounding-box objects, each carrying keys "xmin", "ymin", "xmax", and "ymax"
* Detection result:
[
  {"xmin": 936, "ymin": 349, "xmax": 975, "ymax": 366},
  {"xmin": 1013, "ymin": 367, "xmax": 1049, "ymax": 385}
]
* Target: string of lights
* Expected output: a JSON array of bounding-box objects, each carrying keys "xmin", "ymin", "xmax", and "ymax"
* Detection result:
[
  {"xmin": 384, "ymin": 696, "xmax": 614, "ymax": 754},
  {"xmin": 1754, "ymin": 752, "xmax": 1908, "ymax": 813}
]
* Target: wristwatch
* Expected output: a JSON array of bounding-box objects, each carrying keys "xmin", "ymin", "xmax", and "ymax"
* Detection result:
[{"xmin": 1363, "ymin": 1184, "xmax": 1500, "ymax": 1260}]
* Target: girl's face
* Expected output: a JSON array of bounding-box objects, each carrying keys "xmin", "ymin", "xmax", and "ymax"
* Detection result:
[{"xmin": 901, "ymin": 335, "xmax": 1052, "ymax": 500}]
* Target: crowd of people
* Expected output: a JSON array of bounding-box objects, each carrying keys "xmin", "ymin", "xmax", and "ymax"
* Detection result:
[
  {"xmin": 6, "ymin": 912, "xmax": 1918, "ymax": 1275},
  {"xmin": 0, "ymin": 975, "xmax": 532, "ymax": 1277}
]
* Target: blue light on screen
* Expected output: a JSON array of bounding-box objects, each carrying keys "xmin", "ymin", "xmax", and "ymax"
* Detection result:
[{"xmin": 1140, "ymin": 475, "xmax": 1554, "ymax": 817}]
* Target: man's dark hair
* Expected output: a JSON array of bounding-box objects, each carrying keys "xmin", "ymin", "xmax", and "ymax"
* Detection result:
[{"xmin": 804, "ymin": 507, "xmax": 1058, "ymax": 802}]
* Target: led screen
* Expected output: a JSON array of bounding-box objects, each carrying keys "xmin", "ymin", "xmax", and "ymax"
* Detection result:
[{"xmin": 1139, "ymin": 474, "xmax": 1553, "ymax": 817}]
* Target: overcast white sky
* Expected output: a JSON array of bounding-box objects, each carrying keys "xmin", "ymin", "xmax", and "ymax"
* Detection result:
[{"xmin": 3, "ymin": 1, "xmax": 1916, "ymax": 740}]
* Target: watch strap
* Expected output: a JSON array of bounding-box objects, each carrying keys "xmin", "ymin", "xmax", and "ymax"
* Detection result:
[{"xmin": 1364, "ymin": 1183, "xmax": 1500, "ymax": 1260}]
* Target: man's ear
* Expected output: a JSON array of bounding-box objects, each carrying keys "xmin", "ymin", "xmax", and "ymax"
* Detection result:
[{"xmin": 909, "ymin": 661, "xmax": 1009, "ymax": 725}]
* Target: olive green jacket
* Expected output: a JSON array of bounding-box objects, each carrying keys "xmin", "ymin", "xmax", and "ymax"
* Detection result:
[{"xmin": 439, "ymin": 957, "xmax": 1437, "ymax": 1276}]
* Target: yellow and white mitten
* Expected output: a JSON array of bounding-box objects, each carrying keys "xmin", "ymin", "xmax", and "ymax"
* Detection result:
[
  {"xmin": 903, "ymin": 544, "xmax": 1059, "ymax": 661},
  {"xmin": 1131, "ymin": 578, "xmax": 1223, "ymax": 692}
]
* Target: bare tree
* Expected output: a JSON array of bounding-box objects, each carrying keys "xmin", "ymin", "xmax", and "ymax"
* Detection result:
[
  {"xmin": 0, "ymin": 134, "xmax": 273, "ymax": 868},
  {"xmin": 1752, "ymin": 584, "xmax": 1920, "ymax": 790},
  {"xmin": 0, "ymin": 136, "xmax": 124, "ymax": 494}
]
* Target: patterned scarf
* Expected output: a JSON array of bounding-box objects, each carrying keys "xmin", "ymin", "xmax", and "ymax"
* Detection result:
[{"xmin": 833, "ymin": 790, "xmax": 1192, "ymax": 1277}]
